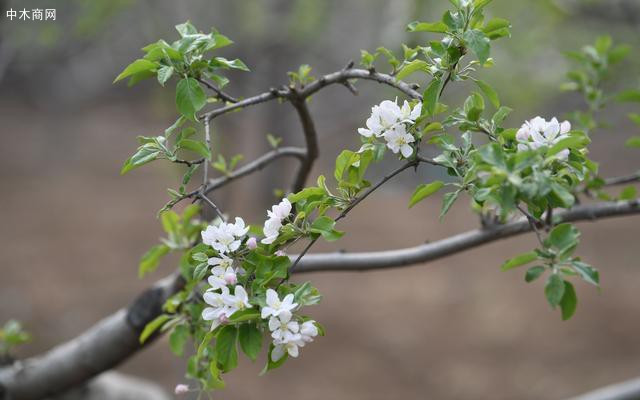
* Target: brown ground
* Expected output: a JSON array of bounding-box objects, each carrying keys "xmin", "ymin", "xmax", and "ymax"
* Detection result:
[{"xmin": 1, "ymin": 100, "xmax": 639, "ymax": 400}]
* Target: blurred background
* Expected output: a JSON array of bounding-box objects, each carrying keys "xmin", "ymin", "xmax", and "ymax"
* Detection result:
[{"xmin": 1, "ymin": 0, "xmax": 640, "ymax": 399}]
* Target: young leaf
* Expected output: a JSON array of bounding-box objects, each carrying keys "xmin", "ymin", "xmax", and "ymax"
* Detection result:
[
  {"xmin": 177, "ymin": 139, "xmax": 211, "ymax": 160},
  {"xmin": 169, "ymin": 324, "xmax": 189, "ymax": 356},
  {"xmin": 139, "ymin": 315, "xmax": 170, "ymax": 344},
  {"xmin": 474, "ymin": 79, "xmax": 500, "ymax": 108},
  {"xmin": 525, "ymin": 266, "xmax": 546, "ymax": 282},
  {"xmin": 440, "ymin": 190, "xmax": 460, "ymax": 220},
  {"xmin": 559, "ymin": 281, "xmax": 578, "ymax": 320},
  {"xmin": 216, "ymin": 325, "xmax": 238, "ymax": 373},
  {"xmin": 544, "ymin": 274, "xmax": 565, "ymax": 308},
  {"xmin": 157, "ymin": 65, "xmax": 174, "ymax": 86},
  {"xmin": 463, "ymin": 30, "xmax": 490, "ymax": 65},
  {"xmin": 396, "ymin": 60, "xmax": 430, "ymax": 80},
  {"xmin": 407, "ymin": 21, "xmax": 449, "ymax": 33},
  {"xmin": 138, "ymin": 244, "xmax": 170, "ymax": 278},
  {"xmin": 501, "ymin": 251, "xmax": 537, "ymax": 271},
  {"xmin": 547, "ymin": 223, "xmax": 580, "ymax": 255},
  {"xmin": 424, "ymin": 77, "xmax": 444, "ymax": 116},
  {"xmin": 238, "ymin": 323, "xmax": 262, "ymax": 362},
  {"xmin": 114, "ymin": 59, "xmax": 158, "ymax": 83},
  {"xmin": 120, "ymin": 146, "xmax": 161, "ymax": 175},
  {"xmin": 625, "ymin": 136, "xmax": 640, "ymax": 148},
  {"xmin": 408, "ymin": 181, "xmax": 444, "ymax": 208},
  {"xmin": 571, "ymin": 261, "xmax": 599, "ymax": 286},
  {"xmin": 175, "ymin": 78, "xmax": 206, "ymax": 120}
]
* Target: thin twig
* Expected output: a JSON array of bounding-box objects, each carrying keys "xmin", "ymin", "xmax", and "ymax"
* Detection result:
[
  {"xmin": 196, "ymin": 77, "xmax": 238, "ymax": 103},
  {"xmin": 197, "ymin": 192, "xmax": 225, "ymax": 221},
  {"xmin": 516, "ymin": 204, "xmax": 545, "ymax": 246}
]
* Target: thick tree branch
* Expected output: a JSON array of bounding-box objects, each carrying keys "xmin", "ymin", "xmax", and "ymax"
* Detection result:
[
  {"xmin": 0, "ymin": 273, "xmax": 184, "ymax": 400},
  {"xmin": 565, "ymin": 377, "xmax": 640, "ymax": 400}
]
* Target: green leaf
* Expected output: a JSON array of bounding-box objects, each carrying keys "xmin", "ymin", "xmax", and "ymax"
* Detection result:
[
  {"xmin": 396, "ymin": 60, "xmax": 430, "ymax": 80},
  {"xmin": 424, "ymin": 77, "xmax": 444, "ymax": 116},
  {"xmin": 138, "ymin": 244, "xmax": 170, "ymax": 278},
  {"xmin": 544, "ymin": 274, "xmax": 565, "ymax": 308},
  {"xmin": 547, "ymin": 134, "xmax": 590, "ymax": 157},
  {"xmin": 192, "ymin": 262, "xmax": 208, "ymax": 281},
  {"xmin": 238, "ymin": 323, "xmax": 262, "ymax": 362},
  {"xmin": 463, "ymin": 29, "xmax": 490, "ymax": 65},
  {"xmin": 559, "ymin": 281, "xmax": 577, "ymax": 320},
  {"xmin": 175, "ymin": 78, "xmax": 206, "ymax": 120},
  {"xmin": 620, "ymin": 185, "xmax": 637, "ymax": 200},
  {"xmin": 547, "ymin": 223, "xmax": 580, "ymax": 255},
  {"xmin": 310, "ymin": 216, "xmax": 344, "ymax": 241},
  {"xmin": 628, "ymin": 113, "xmax": 640, "ymax": 127},
  {"xmin": 215, "ymin": 325, "xmax": 238, "ymax": 373},
  {"xmin": 120, "ymin": 146, "xmax": 161, "ymax": 175},
  {"xmin": 139, "ymin": 315, "xmax": 170, "ymax": 344},
  {"xmin": 474, "ymin": 79, "xmax": 500, "ymax": 108},
  {"xmin": 440, "ymin": 190, "xmax": 460, "ymax": 220},
  {"xmin": 501, "ymin": 251, "xmax": 537, "ymax": 271},
  {"xmin": 212, "ymin": 57, "xmax": 250, "ymax": 71},
  {"xmin": 550, "ymin": 182, "xmax": 575, "ymax": 208},
  {"xmin": 617, "ymin": 89, "xmax": 640, "ymax": 103},
  {"xmin": 625, "ymin": 136, "xmax": 640, "ymax": 148},
  {"xmin": 169, "ymin": 325, "xmax": 189, "ymax": 356},
  {"xmin": 481, "ymin": 17, "xmax": 511, "ymax": 40},
  {"xmin": 408, "ymin": 181, "xmax": 444, "ymax": 208},
  {"xmin": 571, "ymin": 261, "xmax": 599, "ymax": 286},
  {"xmin": 525, "ymin": 266, "xmax": 546, "ymax": 282},
  {"xmin": 492, "ymin": 106, "xmax": 512, "ymax": 125},
  {"xmin": 227, "ymin": 309, "xmax": 261, "ymax": 323},
  {"xmin": 114, "ymin": 59, "xmax": 157, "ymax": 83},
  {"xmin": 156, "ymin": 65, "xmax": 174, "ymax": 86},
  {"xmin": 407, "ymin": 21, "xmax": 449, "ymax": 33},
  {"xmin": 177, "ymin": 139, "xmax": 211, "ymax": 160},
  {"xmin": 334, "ymin": 150, "xmax": 356, "ymax": 182}
]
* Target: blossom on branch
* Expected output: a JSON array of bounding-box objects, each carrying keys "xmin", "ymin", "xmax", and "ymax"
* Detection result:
[
  {"xmin": 261, "ymin": 288, "xmax": 298, "ymax": 319},
  {"xmin": 201, "ymin": 217, "xmax": 249, "ymax": 254},
  {"xmin": 261, "ymin": 198, "xmax": 292, "ymax": 244},
  {"xmin": 516, "ymin": 116, "xmax": 572, "ymax": 159}
]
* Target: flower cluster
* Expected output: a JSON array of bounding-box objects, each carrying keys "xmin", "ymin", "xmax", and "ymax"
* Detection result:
[
  {"xmin": 201, "ymin": 217, "xmax": 249, "ymax": 253},
  {"xmin": 516, "ymin": 116, "xmax": 572, "ymax": 159},
  {"xmin": 262, "ymin": 289, "xmax": 318, "ymax": 361},
  {"xmin": 358, "ymin": 99, "xmax": 422, "ymax": 158},
  {"xmin": 261, "ymin": 198, "xmax": 292, "ymax": 244}
]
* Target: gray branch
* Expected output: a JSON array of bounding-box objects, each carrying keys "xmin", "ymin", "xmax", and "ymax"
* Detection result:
[
  {"xmin": 565, "ymin": 377, "xmax": 640, "ymax": 400},
  {"xmin": 2, "ymin": 200, "xmax": 638, "ymax": 399},
  {"xmin": 289, "ymin": 92, "xmax": 320, "ymax": 193},
  {"xmin": 294, "ymin": 199, "xmax": 640, "ymax": 272}
]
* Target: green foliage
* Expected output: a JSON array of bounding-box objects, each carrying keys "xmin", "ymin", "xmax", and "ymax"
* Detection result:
[{"xmin": 0, "ymin": 320, "xmax": 31, "ymax": 355}]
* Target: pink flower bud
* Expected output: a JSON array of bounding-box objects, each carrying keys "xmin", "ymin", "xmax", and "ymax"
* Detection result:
[
  {"xmin": 224, "ymin": 271, "xmax": 237, "ymax": 285},
  {"xmin": 219, "ymin": 314, "xmax": 229, "ymax": 324},
  {"xmin": 275, "ymin": 250, "xmax": 286, "ymax": 257},
  {"xmin": 174, "ymin": 384, "xmax": 189, "ymax": 395},
  {"xmin": 247, "ymin": 237, "xmax": 257, "ymax": 249}
]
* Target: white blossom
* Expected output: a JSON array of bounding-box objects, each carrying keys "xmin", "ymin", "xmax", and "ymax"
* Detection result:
[
  {"xmin": 299, "ymin": 320, "xmax": 319, "ymax": 343},
  {"xmin": 174, "ymin": 384, "xmax": 190, "ymax": 395},
  {"xmin": 261, "ymin": 288, "xmax": 298, "ymax": 319},
  {"xmin": 271, "ymin": 336, "xmax": 306, "ymax": 361},
  {"xmin": 516, "ymin": 116, "xmax": 572, "ymax": 159},
  {"xmin": 261, "ymin": 198, "xmax": 292, "ymax": 244},
  {"xmin": 202, "ymin": 287, "xmax": 232, "ymax": 330},
  {"xmin": 268, "ymin": 313, "xmax": 300, "ymax": 342},
  {"xmin": 207, "ymin": 256, "xmax": 237, "ymax": 290},
  {"xmin": 357, "ymin": 98, "xmax": 421, "ymax": 138},
  {"xmin": 222, "ymin": 285, "xmax": 252, "ymax": 313},
  {"xmin": 383, "ymin": 124, "xmax": 415, "ymax": 158},
  {"xmin": 201, "ymin": 217, "xmax": 249, "ymax": 254}
]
